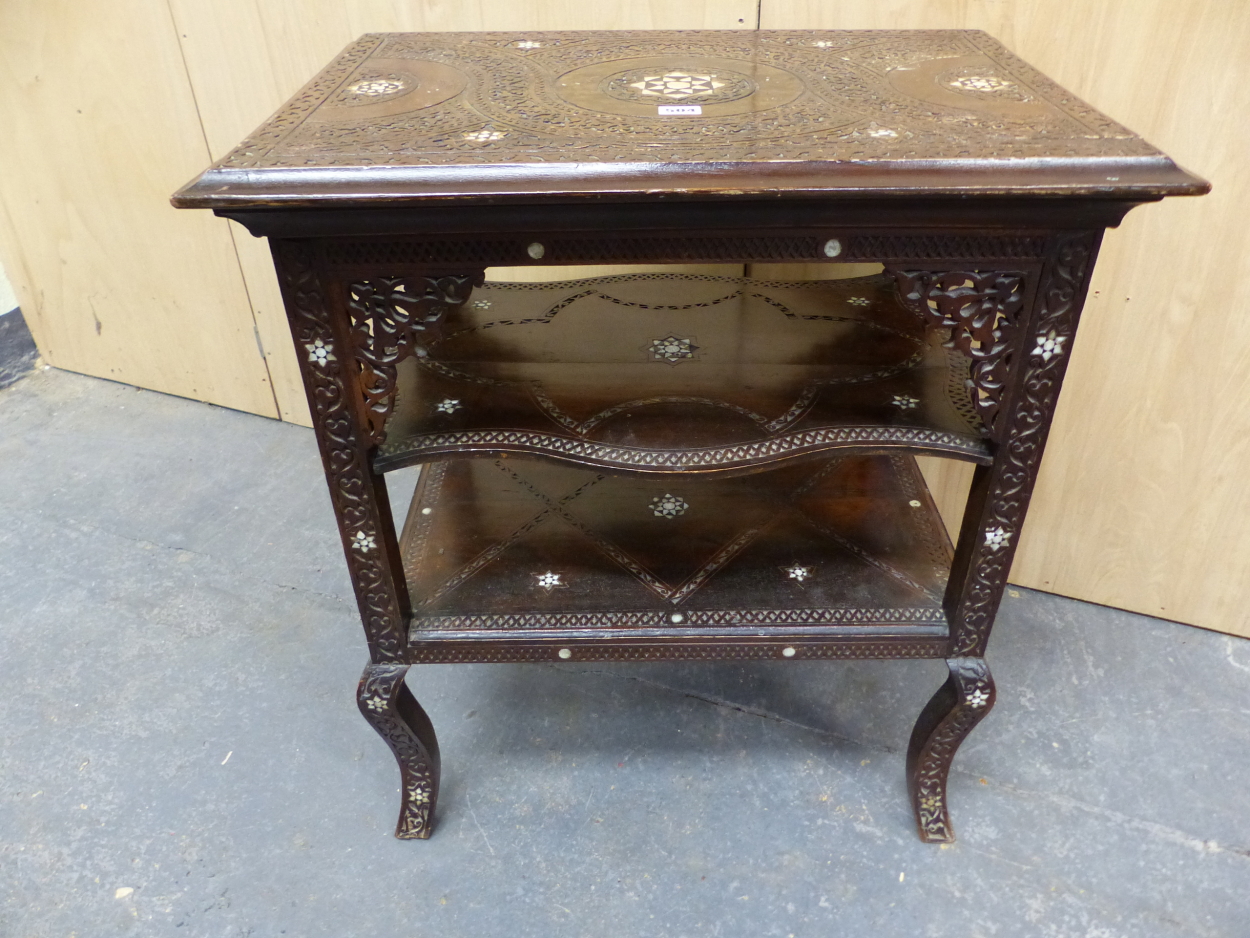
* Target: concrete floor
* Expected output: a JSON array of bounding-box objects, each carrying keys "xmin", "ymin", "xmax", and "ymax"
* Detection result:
[
  {"xmin": 1, "ymin": 367, "xmax": 1248, "ymax": 938},
  {"xmin": 0, "ymin": 310, "xmax": 39, "ymax": 391}
]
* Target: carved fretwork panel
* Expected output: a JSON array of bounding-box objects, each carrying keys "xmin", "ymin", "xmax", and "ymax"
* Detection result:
[
  {"xmin": 347, "ymin": 274, "xmax": 483, "ymax": 446},
  {"xmin": 891, "ymin": 270, "xmax": 1027, "ymax": 438}
]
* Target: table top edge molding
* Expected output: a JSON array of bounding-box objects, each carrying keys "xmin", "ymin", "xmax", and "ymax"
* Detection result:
[{"xmin": 173, "ymin": 156, "xmax": 1207, "ymax": 211}]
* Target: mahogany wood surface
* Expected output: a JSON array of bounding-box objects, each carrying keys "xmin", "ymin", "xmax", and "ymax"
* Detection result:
[{"xmin": 175, "ymin": 29, "xmax": 1207, "ymax": 844}]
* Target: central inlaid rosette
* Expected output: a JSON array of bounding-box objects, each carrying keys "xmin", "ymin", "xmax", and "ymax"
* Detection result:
[
  {"xmin": 601, "ymin": 67, "xmax": 757, "ymax": 105},
  {"xmin": 551, "ymin": 53, "xmax": 806, "ymax": 121}
]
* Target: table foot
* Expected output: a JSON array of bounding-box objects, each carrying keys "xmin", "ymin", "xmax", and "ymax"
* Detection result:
[
  {"xmin": 357, "ymin": 664, "xmax": 441, "ymax": 840},
  {"xmin": 906, "ymin": 657, "xmax": 995, "ymax": 843}
]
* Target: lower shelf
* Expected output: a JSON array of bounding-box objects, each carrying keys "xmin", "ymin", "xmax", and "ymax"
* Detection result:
[{"xmin": 399, "ymin": 454, "xmax": 953, "ymax": 663}]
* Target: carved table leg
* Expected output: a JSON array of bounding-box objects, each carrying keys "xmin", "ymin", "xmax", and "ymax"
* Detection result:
[
  {"xmin": 270, "ymin": 240, "xmax": 482, "ymax": 663},
  {"xmin": 907, "ymin": 657, "xmax": 995, "ymax": 843},
  {"xmin": 358, "ymin": 664, "xmax": 441, "ymax": 839},
  {"xmin": 892, "ymin": 232, "xmax": 1103, "ymax": 659},
  {"xmin": 942, "ymin": 232, "xmax": 1102, "ymax": 657}
]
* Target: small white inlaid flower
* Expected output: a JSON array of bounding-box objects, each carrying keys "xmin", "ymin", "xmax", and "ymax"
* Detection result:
[
  {"xmin": 648, "ymin": 334, "xmax": 698, "ymax": 364},
  {"xmin": 892, "ymin": 394, "xmax": 920, "ymax": 409},
  {"xmin": 1033, "ymin": 330, "xmax": 1066, "ymax": 362},
  {"xmin": 349, "ymin": 78, "xmax": 406, "ymax": 96},
  {"xmin": 305, "ymin": 338, "xmax": 334, "ymax": 366},
  {"xmin": 651, "ymin": 494, "xmax": 689, "ymax": 518},
  {"xmin": 351, "ymin": 531, "xmax": 377, "ymax": 552},
  {"xmin": 471, "ymin": 299, "xmax": 492, "ymax": 309},
  {"xmin": 534, "ymin": 571, "xmax": 565, "ymax": 591},
  {"xmin": 463, "ymin": 128, "xmax": 506, "ymax": 142},
  {"xmin": 784, "ymin": 564, "xmax": 812, "ymax": 583},
  {"xmin": 967, "ymin": 689, "xmax": 990, "ymax": 708},
  {"xmin": 983, "ymin": 526, "xmax": 1012, "ymax": 551},
  {"xmin": 365, "ymin": 696, "xmax": 387, "ymax": 711},
  {"xmin": 847, "ymin": 296, "xmax": 871, "ymax": 307},
  {"xmin": 434, "ymin": 399, "xmax": 462, "ymax": 414},
  {"xmin": 812, "ymin": 40, "xmax": 836, "ymax": 48},
  {"xmin": 867, "ymin": 128, "xmax": 898, "ymax": 138},
  {"xmin": 513, "ymin": 40, "xmax": 543, "ymax": 49},
  {"xmin": 408, "ymin": 787, "xmax": 430, "ymax": 804}
]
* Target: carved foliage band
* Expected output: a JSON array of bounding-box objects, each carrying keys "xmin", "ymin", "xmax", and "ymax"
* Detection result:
[
  {"xmin": 911, "ymin": 657, "xmax": 995, "ymax": 842},
  {"xmin": 891, "ymin": 270, "xmax": 1027, "ymax": 437},
  {"xmin": 950, "ymin": 233, "xmax": 1097, "ymax": 655},
  {"xmin": 273, "ymin": 242, "xmax": 408, "ymax": 659},
  {"xmin": 348, "ymin": 274, "xmax": 482, "ymax": 445}
]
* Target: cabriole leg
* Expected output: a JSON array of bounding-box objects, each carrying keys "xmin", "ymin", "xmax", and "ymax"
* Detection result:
[
  {"xmin": 358, "ymin": 664, "xmax": 441, "ymax": 840},
  {"xmin": 907, "ymin": 657, "xmax": 995, "ymax": 843}
]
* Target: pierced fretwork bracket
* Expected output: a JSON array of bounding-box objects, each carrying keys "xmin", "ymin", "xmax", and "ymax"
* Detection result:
[
  {"xmin": 890, "ymin": 270, "xmax": 1027, "ymax": 438},
  {"xmin": 347, "ymin": 273, "xmax": 484, "ymax": 446}
]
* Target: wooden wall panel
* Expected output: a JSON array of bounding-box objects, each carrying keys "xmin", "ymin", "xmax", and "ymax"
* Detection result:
[
  {"xmin": 761, "ymin": 0, "xmax": 1250, "ymax": 635},
  {"xmin": 0, "ymin": 0, "xmax": 279, "ymax": 417}
]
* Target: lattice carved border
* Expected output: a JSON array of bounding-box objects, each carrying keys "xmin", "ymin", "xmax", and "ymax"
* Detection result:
[
  {"xmin": 322, "ymin": 233, "xmax": 1049, "ymax": 269},
  {"xmin": 377, "ymin": 425, "xmax": 990, "ymax": 473},
  {"xmin": 405, "ymin": 640, "xmax": 948, "ymax": 664}
]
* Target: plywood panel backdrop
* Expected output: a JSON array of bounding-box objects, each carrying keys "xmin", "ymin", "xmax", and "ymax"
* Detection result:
[
  {"xmin": 0, "ymin": 0, "xmax": 280, "ymax": 416},
  {"xmin": 1, "ymin": 1, "xmax": 1247, "ymax": 636}
]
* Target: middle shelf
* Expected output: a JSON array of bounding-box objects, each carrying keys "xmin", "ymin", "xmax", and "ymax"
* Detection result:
[{"xmin": 375, "ymin": 272, "xmax": 989, "ymax": 475}]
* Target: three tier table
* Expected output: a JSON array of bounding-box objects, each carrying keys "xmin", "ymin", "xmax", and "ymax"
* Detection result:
[{"xmin": 173, "ymin": 29, "xmax": 1207, "ymax": 842}]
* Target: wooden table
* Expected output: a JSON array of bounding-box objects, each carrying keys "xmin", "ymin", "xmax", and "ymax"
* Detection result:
[{"xmin": 173, "ymin": 30, "xmax": 1207, "ymax": 843}]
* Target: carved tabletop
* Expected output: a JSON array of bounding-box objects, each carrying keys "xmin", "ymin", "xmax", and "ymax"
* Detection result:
[
  {"xmin": 173, "ymin": 29, "xmax": 1203, "ymax": 208},
  {"xmin": 172, "ymin": 30, "xmax": 1208, "ymax": 846}
]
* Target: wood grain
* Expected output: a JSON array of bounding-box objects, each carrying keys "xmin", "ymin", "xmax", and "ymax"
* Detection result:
[
  {"xmin": 0, "ymin": 0, "xmax": 280, "ymax": 416},
  {"xmin": 762, "ymin": 0, "xmax": 1250, "ymax": 636}
]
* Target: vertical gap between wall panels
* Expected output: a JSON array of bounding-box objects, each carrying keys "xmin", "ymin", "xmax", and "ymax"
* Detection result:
[{"xmin": 163, "ymin": 0, "xmax": 283, "ymax": 420}]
